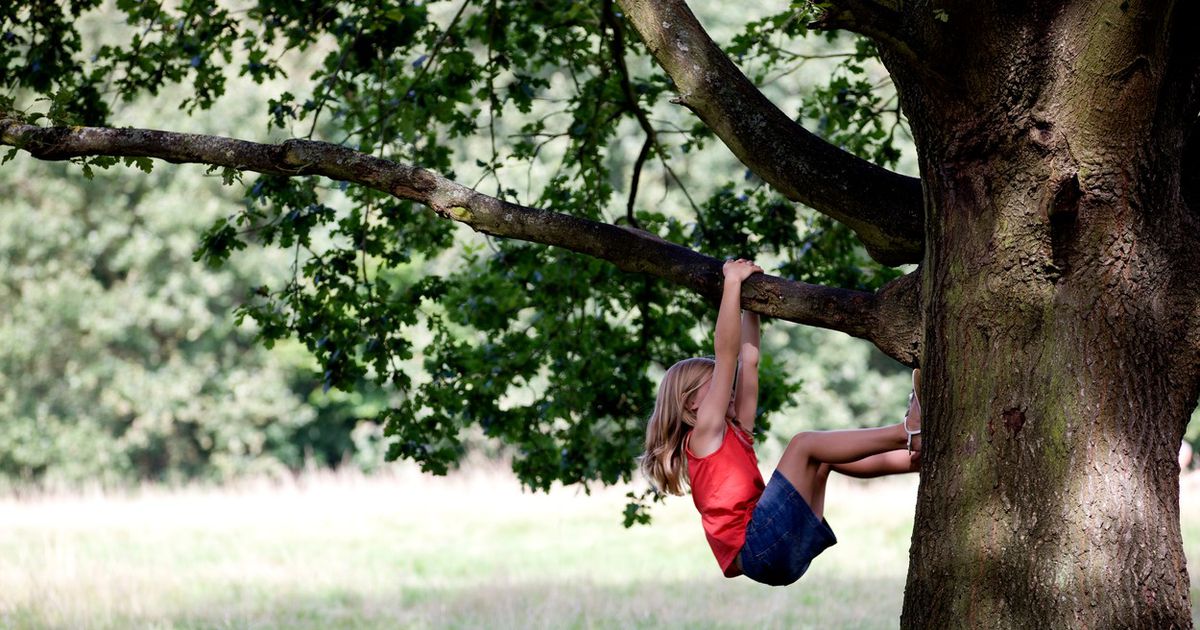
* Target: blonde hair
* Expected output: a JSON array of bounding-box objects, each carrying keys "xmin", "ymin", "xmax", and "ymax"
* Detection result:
[{"xmin": 639, "ymin": 357, "xmax": 715, "ymax": 495}]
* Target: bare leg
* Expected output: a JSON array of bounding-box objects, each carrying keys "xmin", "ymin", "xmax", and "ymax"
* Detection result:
[
  {"xmin": 803, "ymin": 451, "xmax": 918, "ymax": 518},
  {"xmin": 832, "ymin": 449, "xmax": 920, "ymax": 478},
  {"xmin": 808, "ymin": 463, "xmax": 832, "ymax": 518},
  {"xmin": 775, "ymin": 423, "xmax": 908, "ymax": 519},
  {"xmin": 778, "ymin": 370, "xmax": 922, "ymax": 519}
]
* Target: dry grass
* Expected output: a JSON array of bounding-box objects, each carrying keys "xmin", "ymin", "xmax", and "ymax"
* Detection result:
[{"xmin": 1, "ymin": 467, "xmax": 1198, "ymax": 628}]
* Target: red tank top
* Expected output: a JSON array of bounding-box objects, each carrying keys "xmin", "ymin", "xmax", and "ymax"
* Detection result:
[{"xmin": 685, "ymin": 422, "xmax": 765, "ymax": 577}]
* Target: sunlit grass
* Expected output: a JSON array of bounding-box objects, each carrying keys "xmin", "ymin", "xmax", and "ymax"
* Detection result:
[{"xmin": 2, "ymin": 466, "xmax": 1198, "ymax": 628}]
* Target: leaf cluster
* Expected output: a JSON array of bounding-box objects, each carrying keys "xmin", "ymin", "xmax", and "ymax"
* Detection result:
[
  {"xmin": 2, "ymin": 1, "xmax": 912, "ymax": 506},
  {"xmin": 0, "ymin": 150, "xmax": 392, "ymax": 487}
]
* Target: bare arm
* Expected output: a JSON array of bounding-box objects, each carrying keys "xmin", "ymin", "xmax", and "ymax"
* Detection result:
[
  {"xmin": 690, "ymin": 259, "xmax": 762, "ymax": 456},
  {"xmin": 734, "ymin": 311, "xmax": 760, "ymax": 434}
]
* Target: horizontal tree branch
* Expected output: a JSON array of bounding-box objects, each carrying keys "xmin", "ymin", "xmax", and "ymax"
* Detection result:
[
  {"xmin": 0, "ymin": 117, "xmax": 922, "ymax": 364},
  {"xmin": 617, "ymin": 0, "xmax": 924, "ymax": 265}
]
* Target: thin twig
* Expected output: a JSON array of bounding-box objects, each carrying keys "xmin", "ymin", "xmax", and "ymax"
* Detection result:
[{"xmin": 306, "ymin": 26, "xmax": 357, "ymax": 139}]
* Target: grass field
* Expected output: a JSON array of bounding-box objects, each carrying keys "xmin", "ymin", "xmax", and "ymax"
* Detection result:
[{"xmin": 3, "ymin": 466, "xmax": 1200, "ymax": 629}]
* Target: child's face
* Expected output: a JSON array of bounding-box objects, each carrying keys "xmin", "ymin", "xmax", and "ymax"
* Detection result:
[{"xmin": 690, "ymin": 376, "xmax": 737, "ymax": 421}]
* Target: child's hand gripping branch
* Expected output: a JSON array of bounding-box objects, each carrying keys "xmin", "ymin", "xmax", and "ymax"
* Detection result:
[
  {"xmin": 640, "ymin": 258, "xmax": 921, "ymax": 587},
  {"xmin": 689, "ymin": 258, "xmax": 763, "ymax": 459}
]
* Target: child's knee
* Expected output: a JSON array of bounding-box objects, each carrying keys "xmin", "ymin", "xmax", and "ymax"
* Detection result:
[
  {"xmin": 791, "ymin": 430, "xmax": 823, "ymax": 444},
  {"xmin": 786, "ymin": 432, "xmax": 818, "ymax": 462}
]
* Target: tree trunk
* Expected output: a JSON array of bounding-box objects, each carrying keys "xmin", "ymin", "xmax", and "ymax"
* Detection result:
[{"xmin": 892, "ymin": 2, "xmax": 1200, "ymax": 627}]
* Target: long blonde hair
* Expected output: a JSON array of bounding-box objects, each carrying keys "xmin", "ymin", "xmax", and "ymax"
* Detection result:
[{"xmin": 639, "ymin": 357, "xmax": 715, "ymax": 495}]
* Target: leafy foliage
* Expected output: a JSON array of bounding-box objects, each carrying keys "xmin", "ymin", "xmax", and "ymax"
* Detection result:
[
  {"xmin": 0, "ymin": 73, "xmax": 396, "ymax": 489},
  {"xmin": 0, "ymin": 155, "xmax": 312, "ymax": 486},
  {"xmin": 1, "ymin": 2, "xmax": 911, "ymax": 500}
]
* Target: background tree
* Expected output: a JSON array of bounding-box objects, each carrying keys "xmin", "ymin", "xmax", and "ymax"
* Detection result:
[
  {"xmin": 4, "ymin": 0, "xmax": 1198, "ymax": 627},
  {"xmin": 0, "ymin": 88, "xmax": 400, "ymax": 487},
  {"xmin": 0, "ymin": 160, "xmax": 399, "ymax": 487}
]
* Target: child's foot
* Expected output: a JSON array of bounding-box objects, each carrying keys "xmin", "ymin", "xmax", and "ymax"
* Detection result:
[{"xmin": 904, "ymin": 368, "xmax": 922, "ymax": 453}]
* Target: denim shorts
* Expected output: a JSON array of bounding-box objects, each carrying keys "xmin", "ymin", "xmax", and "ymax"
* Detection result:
[{"xmin": 740, "ymin": 470, "xmax": 838, "ymax": 586}]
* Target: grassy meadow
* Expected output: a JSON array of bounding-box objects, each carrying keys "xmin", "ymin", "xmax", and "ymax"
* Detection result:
[{"xmin": 3, "ymin": 466, "xmax": 1200, "ymax": 629}]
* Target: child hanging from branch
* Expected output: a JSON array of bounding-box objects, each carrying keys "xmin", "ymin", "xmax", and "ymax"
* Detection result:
[{"xmin": 640, "ymin": 258, "xmax": 921, "ymax": 586}]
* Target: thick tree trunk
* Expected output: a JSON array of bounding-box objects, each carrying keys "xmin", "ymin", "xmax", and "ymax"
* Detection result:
[{"xmin": 890, "ymin": 2, "xmax": 1200, "ymax": 627}]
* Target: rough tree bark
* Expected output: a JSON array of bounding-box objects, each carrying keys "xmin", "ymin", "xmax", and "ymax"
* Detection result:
[
  {"xmin": 877, "ymin": 1, "xmax": 1200, "ymax": 627},
  {"xmin": 630, "ymin": 0, "xmax": 1200, "ymax": 626}
]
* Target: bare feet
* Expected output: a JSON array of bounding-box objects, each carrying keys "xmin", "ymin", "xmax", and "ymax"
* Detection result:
[{"xmin": 904, "ymin": 369, "xmax": 922, "ymax": 454}]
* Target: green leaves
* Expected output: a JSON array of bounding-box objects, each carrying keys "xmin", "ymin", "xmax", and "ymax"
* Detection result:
[
  {"xmin": 126, "ymin": 156, "xmax": 154, "ymax": 174},
  {"xmin": 725, "ymin": 6, "xmax": 907, "ymax": 170},
  {"xmin": 4, "ymin": 1, "xmax": 909, "ymax": 502},
  {"xmin": 803, "ymin": 40, "xmax": 905, "ymax": 168},
  {"xmin": 623, "ymin": 488, "xmax": 666, "ymax": 527},
  {"xmin": 195, "ymin": 217, "xmax": 246, "ymax": 268},
  {"xmin": 0, "ymin": 140, "xmax": 361, "ymax": 487}
]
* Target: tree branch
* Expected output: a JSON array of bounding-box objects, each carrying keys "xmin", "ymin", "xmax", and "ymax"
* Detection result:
[
  {"xmin": 617, "ymin": 0, "xmax": 924, "ymax": 265},
  {"xmin": 602, "ymin": 0, "xmax": 654, "ymax": 227},
  {"xmin": 809, "ymin": 0, "xmax": 921, "ymax": 67},
  {"xmin": 0, "ymin": 117, "xmax": 921, "ymax": 364}
]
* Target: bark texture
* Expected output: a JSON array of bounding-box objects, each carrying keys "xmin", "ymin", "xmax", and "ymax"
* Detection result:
[{"xmin": 885, "ymin": 1, "xmax": 1200, "ymax": 627}]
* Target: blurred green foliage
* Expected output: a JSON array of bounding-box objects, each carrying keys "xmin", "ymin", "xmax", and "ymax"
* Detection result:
[
  {"xmin": 0, "ymin": 1, "xmax": 923, "ymax": 494},
  {"xmin": 0, "ymin": 73, "xmax": 398, "ymax": 488}
]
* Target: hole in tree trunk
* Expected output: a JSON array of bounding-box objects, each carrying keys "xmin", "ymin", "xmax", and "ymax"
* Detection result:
[
  {"xmin": 1049, "ymin": 174, "xmax": 1081, "ymax": 280},
  {"xmin": 1002, "ymin": 407, "xmax": 1026, "ymax": 436}
]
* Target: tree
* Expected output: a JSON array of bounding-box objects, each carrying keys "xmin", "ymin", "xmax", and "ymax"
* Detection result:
[
  {"xmin": 2, "ymin": 0, "xmax": 1197, "ymax": 626},
  {"xmin": 0, "ymin": 92, "xmax": 400, "ymax": 486}
]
